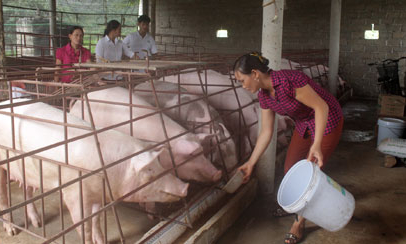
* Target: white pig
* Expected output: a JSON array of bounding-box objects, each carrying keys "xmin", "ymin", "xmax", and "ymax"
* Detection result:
[
  {"xmin": 133, "ymin": 81, "xmax": 237, "ymax": 171},
  {"xmin": 0, "ymin": 99, "xmax": 189, "ymax": 244},
  {"xmin": 69, "ymin": 87, "xmax": 222, "ymax": 183},
  {"xmin": 160, "ymin": 69, "xmax": 259, "ymax": 159}
]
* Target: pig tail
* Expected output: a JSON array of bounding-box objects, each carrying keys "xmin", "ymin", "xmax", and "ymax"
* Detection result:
[{"xmin": 234, "ymin": 51, "xmax": 270, "ymax": 74}]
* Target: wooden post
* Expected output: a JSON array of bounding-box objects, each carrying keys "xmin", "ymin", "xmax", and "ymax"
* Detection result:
[
  {"xmin": 143, "ymin": 0, "xmax": 149, "ymax": 17},
  {"xmin": 49, "ymin": 0, "xmax": 57, "ymax": 56},
  {"xmin": 149, "ymin": 0, "xmax": 156, "ymax": 38},
  {"xmin": 328, "ymin": 0, "xmax": 342, "ymax": 96},
  {"xmin": 0, "ymin": 0, "xmax": 5, "ymax": 67},
  {"xmin": 0, "ymin": 0, "xmax": 8, "ymax": 99}
]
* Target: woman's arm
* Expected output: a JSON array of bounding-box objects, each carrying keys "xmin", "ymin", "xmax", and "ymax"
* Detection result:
[
  {"xmin": 295, "ymin": 84, "xmax": 329, "ymax": 167},
  {"xmin": 122, "ymin": 43, "xmax": 135, "ymax": 59},
  {"xmin": 239, "ymin": 108, "xmax": 275, "ymax": 183},
  {"xmin": 55, "ymin": 59, "xmax": 62, "ymax": 82}
]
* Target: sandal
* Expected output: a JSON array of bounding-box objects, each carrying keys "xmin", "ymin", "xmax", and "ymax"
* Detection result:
[
  {"xmin": 284, "ymin": 219, "xmax": 305, "ymax": 244},
  {"xmin": 284, "ymin": 233, "xmax": 302, "ymax": 244},
  {"xmin": 272, "ymin": 207, "xmax": 294, "ymax": 217}
]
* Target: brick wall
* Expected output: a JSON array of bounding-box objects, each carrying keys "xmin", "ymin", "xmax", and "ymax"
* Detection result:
[
  {"xmin": 154, "ymin": 0, "xmax": 406, "ymax": 97},
  {"xmin": 282, "ymin": 0, "xmax": 406, "ymax": 98},
  {"xmin": 341, "ymin": 0, "xmax": 406, "ymax": 97},
  {"xmin": 155, "ymin": 0, "xmax": 262, "ymax": 54}
]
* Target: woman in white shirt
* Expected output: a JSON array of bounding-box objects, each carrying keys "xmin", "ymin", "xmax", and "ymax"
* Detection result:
[{"xmin": 95, "ymin": 20, "xmax": 134, "ymax": 63}]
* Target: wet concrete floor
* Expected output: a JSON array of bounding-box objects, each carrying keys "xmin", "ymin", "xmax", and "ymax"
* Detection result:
[{"xmin": 217, "ymin": 98, "xmax": 406, "ymax": 244}]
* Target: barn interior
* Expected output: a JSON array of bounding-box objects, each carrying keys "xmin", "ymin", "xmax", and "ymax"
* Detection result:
[{"xmin": 0, "ymin": 1, "xmax": 405, "ymax": 244}]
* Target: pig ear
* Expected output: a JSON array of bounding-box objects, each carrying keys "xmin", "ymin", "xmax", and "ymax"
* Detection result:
[
  {"xmin": 132, "ymin": 148, "xmax": 163, "ymax": 172},
  {"xmin": 173, "ymin": 139, "xmax": 200, "ymax": 155},
  {"xmin": 196, "ymin": 133, "xmax": 219, "ymax": 155},
  {"xmin": 196, "ymin": 133, "xmax": 218, "ymax": 146}
]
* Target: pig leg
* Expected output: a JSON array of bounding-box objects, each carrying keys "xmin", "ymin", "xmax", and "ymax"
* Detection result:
[
  {"xmin": 91, "ymin": 203, "xmax": 105, "ymax": 244},
  {"xmin": 26, "ymin": 186, "xmax": 41, "ymax": 228},
  {"xmin": 0, "ymin": 168, "xmax": 17, "ymax": 236},
  {"xmin": 64, "ymin": 192, "xmax": 94, "ymax": 244},
  {"xmin": 139, "ymin": 202, "xmax": 156, "ymax": 220},
  {"xmin": 145, "ymin": 202, "xmax": 157, "ymax": 220}
]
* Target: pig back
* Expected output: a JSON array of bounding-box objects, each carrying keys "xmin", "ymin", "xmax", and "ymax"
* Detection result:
[
  {"xmin": 70, "ymin": 86, "xmax": 188, "ymax": 143},
  {"xmin": 0, "ymin": 99, "xmax": 161, "ymax": 191}
]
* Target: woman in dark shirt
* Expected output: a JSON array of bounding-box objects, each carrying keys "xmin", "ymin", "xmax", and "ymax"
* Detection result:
[{"xmin": 234, "ymin": 52, "xmax": 343, "ymax": 244}]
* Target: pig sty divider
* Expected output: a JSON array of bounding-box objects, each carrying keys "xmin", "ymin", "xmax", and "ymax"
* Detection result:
[{"xmin": 0, "ymin": 59, "xmax": 259, "ymax": 244}]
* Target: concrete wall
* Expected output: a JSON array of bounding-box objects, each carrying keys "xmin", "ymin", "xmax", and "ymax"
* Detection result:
[{"xmin": 154, "ymin": 0, "xmax": 405, "ymax": 98}]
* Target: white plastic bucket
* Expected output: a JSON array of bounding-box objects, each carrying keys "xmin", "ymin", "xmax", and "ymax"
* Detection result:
[
  {"xmin": 377, "ymin": 117, "xmax": 406, "ymax": 146},
  {"xmin": 277, "ymin": 160, "xmax": 355, "ymax": 232}
]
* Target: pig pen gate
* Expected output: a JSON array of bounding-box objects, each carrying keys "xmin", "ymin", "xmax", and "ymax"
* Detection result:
[{"xmin": 0, "ymin": 59, "xmax": 260, "ymax": 244}]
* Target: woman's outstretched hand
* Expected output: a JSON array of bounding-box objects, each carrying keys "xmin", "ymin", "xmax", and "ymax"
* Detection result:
[
  {"xmin": 238, "ymin": 161, "xmax": 255, "ymax": 184},
  {"xmin": 307, "ymin": 144, "xmax": 324, "ymax": 168}
]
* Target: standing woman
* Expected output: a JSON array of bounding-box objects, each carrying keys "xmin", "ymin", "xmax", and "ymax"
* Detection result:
[
  {"xmin": 55, "ymin": 26, "xmax": 91, "ymax": 83},
  {"xmin": 235, "ymin": 52, "xmax": 343, "ymax": 244},
  {"xmin": 95, "ymin": 20, "xmax": 135, "ymax": 63}
]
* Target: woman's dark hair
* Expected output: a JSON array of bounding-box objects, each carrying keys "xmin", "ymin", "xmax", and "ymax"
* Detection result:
[
  {"xmin": 138, "ymin": 15, "xmax": 151, "ymax": 23},
  {"xmin": 104, "ymin": 20, "xmax": 121, "ymax": 36},
  {"xmin": 233, "ymin": 52, "xmax": 270, "ymax": 74},
  {"xmin": 69, "ymin": 26, "xmax": 83, "ymax": 35}
]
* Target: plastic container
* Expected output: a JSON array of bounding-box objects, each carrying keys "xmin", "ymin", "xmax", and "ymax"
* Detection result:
[
  {"xmin": 377, "ymin": 117, "xmax": 406, "ymax": 146},
  {"xmin": 277, "ymin": 160, "xmax": 355, "ymax": 232},
  {"xmin": 222, "ymin": 170, "xmax": 243, "ymax": 194}
]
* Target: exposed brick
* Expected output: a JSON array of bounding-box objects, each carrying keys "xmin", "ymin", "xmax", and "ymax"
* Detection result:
[
  {"xmin": 393, "ymin": 32, "xmax": 406, "ymax": 39},
  {"xmin": 386, "ymin": 39, "xmax": 402, "ymax": 47}
]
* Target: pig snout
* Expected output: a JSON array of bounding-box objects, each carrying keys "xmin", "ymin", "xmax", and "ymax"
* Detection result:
[
  {"xmin": 178, "ymin": 182, "xmax": 189, "ymax": 198},
  {"xmin": 193, "ymin": 162, "xmax": 222, "ymax": 182},
  {"xmin": 189, "ymin": 157, "xmax": 222, "ymax": 183}
]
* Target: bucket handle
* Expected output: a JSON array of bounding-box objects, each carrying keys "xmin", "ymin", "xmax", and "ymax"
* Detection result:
[{"xmin": 296, "ymin": 201, "xmax": 308, "ymax": 220}]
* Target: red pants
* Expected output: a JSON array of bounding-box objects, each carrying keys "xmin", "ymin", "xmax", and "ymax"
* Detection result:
[{"xmin": 284, "ymin": 118, "xmax": 344, "ymax": 174}]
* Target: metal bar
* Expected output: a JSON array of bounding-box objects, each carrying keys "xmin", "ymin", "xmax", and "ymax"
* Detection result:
[
  {"xmin": 129, "ymin": 77, "xmax": 134, "ymax": 137},
  {"xmin": 22, "ymin": 158, "xmax": 28, "ymax": 229},
  {"xmin": 228, "ymin": 70, "xmax": 254, "ymax": 151},
  {"xmin": 0, "ymin": 216, "xmax": 51, "ymax": 242},
  {"xmin": 58, "ymin": 165, "xmax": 65, "ymax": 244},
  {"xmin": 83, "ymin": 92, "xmax": 125, "ymax": 243},
  {"xmin": 102, "ymin": 179, "xmax": 107, "ymax": 244},
  {"xmin": 39, "ymin": 148, "xmax": 207, "ymax": 244},
  {"xmin": 39, "ymin": 159, "xmax": 46, "ymax": 237},
  {"xmin": 2, "ymin": 4, "xmax": 139, "ymax": 16},
  {"xmin": 0, "ymin": 63, "xmax": 260, "ymax": 244},
  {"xmin": 0, "ymin": 101, "xmax": 258, "ymax": 216},
  {"xmin": 138, "ymin": 184, "xmax": 219, "ymax": 244},
  {"xmin": 0, "ymin": 145, "xmax": 99, "ymax": 175},
  {"xmin": 6, "ymin": 150, "xmax": 13, "ymax": 229},
  {"xmin": 149, "ymin": 78, "xmax": 193, "ymax": 228},
  {"xmin": 196, "ymin": 67, "xmax": 230, "ymax": 180},
  {"xmin": 79, "ymin": 171, "xmax": 85, "ymax": 244},
  {"xmin": 1, "ymin": 89, "xmax": 257, "ymax": 167}
]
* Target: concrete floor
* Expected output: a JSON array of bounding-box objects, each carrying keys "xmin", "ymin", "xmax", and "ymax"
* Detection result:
[
  {"xmin": 217, "ymin": 98, "xmax": 406, "ymax": 244},
  {"xmin": 0, "ymin": 188, "xmax": 157, "ymax": 243}
]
